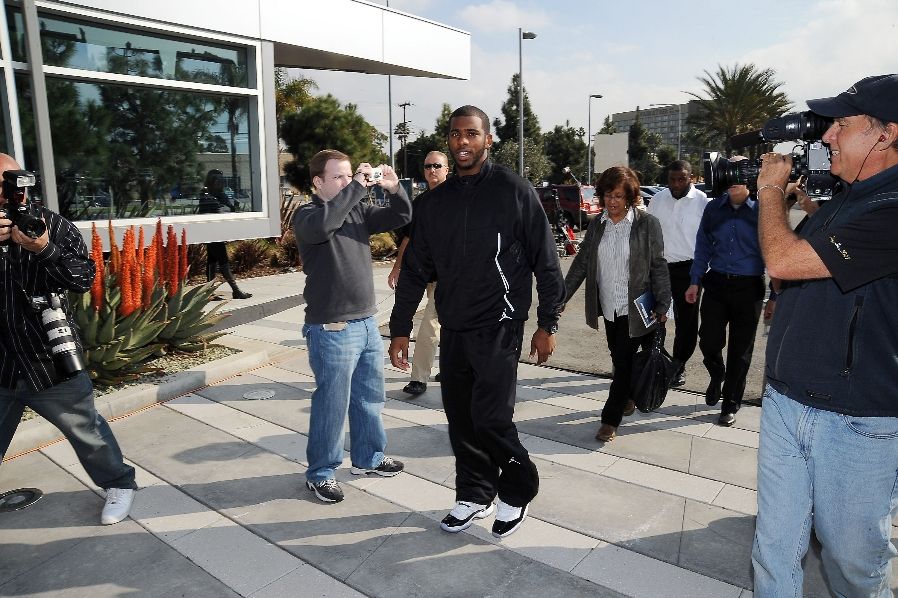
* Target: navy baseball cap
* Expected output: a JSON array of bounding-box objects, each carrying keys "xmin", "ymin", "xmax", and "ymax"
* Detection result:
[{"xmin": 807, "ymin": 74, "xmax": 898, "ymax": 123}]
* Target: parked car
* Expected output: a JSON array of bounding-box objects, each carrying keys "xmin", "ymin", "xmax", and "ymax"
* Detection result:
[{"xmin": 534, "ymin": 184, "xmax": 601, "ymax": 230}]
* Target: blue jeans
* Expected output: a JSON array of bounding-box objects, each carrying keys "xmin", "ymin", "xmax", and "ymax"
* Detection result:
[
  {"xmin": 303, "ymin": 317, "xmax": 386, "ymax": 483},
  {"xmin": 753, "ymin": 384, "xmax": 898, "ymax": 597},
  {"xmin": 0, "ymin": 372, "xmax": 136, "ymax": 490}
]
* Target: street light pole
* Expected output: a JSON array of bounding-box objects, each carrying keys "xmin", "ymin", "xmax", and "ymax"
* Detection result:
[
  {"xmin": 586, "ymin": 93, "xmax": 602, "ymax": 185},
  {"xmin": 518, "ymin": 28, "xmax": 536, "ymax": 177},
  {"xmin": 650, "ymin": 102, "xmax": 682, "ymax": 160},
  {"xmin": 398, "ymin": 101, "xmax": 412, "ymax": 178}
]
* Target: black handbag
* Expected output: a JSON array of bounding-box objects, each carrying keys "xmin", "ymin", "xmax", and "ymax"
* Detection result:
[{"xmin": 631, "ymin": 326, "xmax": 676, "ymax": 413}]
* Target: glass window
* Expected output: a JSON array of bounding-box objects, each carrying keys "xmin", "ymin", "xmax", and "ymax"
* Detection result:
[
  {"xmin": 6, "ymin": 6, "xmax": 25, "ymax": 62},
  {"xmin": 35, "ymin": 12, "xmax": 249, "ymax": 86},
  {"xmin": 42, "ymin": 78, "xmax": 258, "ymax": 222},
  {"xmin": 13, "ymin": 73, "xmax": 44, "ymax": 206}
]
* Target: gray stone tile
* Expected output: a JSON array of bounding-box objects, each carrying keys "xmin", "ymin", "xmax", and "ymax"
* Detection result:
[
  {"xmin": 232, "ymin": 485, "xmax": 414, "ymax": 581},
  {"xmin": 689, "ymin": 437, "xmax": 758, "ymax": 490},
  {"xmin": 381, "ymin": 415, "xmax": 456, "ymax": 485},
  {"xmin": 531, "ymin": 459, "xmax": 686, "ymax": 563},
  {"xmin": 679, "ymin": 500, "xmax": 755, "ymax": 589},
  {"xmin": 603, "ymin": 423, "xmax": 696, "ymax": 473},
  {"xmin": 573, "ymin": 541, "xmax": 744, "ymax": 598},
  {"xmin": 513, "ymin": 400, "xmax": 605, "ymax": 450},
  {"xmin": 0, "ymin": 518, "xmax": 240, "ymax": 598},
  {"xmin": 194, "ymin": 372, "xmax": 308, "ymax": 404},
  {"xmin": 0, "ymin": 453, "xmax": 105, "ymax": 584},
  {"xmin": 249, "ymin": 564, "xmax": 366, "ymax": 598},
  {"xmin": 345, "ymin": 513, "xmax": 625, "ymax": 597},
  {"xmin": 169, "ymin": 518, "xmax": 303, "ymax": 596}
]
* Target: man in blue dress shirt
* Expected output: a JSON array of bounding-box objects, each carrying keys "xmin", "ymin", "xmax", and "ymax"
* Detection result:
[{"xmin": 685, "ymin": 167, "xmax": 764, "ymax": 426}]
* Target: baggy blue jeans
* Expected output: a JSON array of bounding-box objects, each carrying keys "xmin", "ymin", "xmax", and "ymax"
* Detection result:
[
  {"xmin": 752, "ymin": 384, "xmax": 898, "ymax": 597},
  {"xmin": 303, "ymin": 317, "xmax": 386, "ymax": 483},
  {"xmin": 0, "ymin": 372, "xmax": 136, "ymax": 490}
]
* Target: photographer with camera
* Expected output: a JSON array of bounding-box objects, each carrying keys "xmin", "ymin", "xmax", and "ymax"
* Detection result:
[
  {"xmin": 0, "ymin": 153, "xmax": 136, "ymax": 525},
  {"xmin": 751, "ymin": 75, "xmax": 898, "ymax": 596},
  {"xmin": 293, "ymin": 151, "xmax": 410, "ymax": 503}
]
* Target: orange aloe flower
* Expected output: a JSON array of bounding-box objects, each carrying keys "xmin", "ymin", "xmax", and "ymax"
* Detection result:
[{"xmin": 90, "ymin": 223, "xmax": 104, "ymax": 312}]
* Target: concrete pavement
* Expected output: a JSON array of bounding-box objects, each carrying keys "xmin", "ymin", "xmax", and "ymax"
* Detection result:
[{"xmin": 0, "ymin": 263, "xmax": 889, "ymax": 597}]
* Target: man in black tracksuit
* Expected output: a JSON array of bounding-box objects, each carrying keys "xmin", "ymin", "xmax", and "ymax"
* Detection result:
[{"xmin": 389, "ymin": 105, "xmax": 564, "ymax": 539}]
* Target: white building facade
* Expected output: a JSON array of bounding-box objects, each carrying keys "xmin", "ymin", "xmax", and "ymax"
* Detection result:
[{"xmin": 0, "ymin": 0, "xmax": 469, "ymax": 247}]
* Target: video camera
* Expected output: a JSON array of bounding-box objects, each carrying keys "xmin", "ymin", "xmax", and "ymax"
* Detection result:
[
  {"xmin": 1, "ymin": 170, "xmax": 45, "ymax": 239},
  {"xmin": 703, "ymin": 111, "xmax": 838, "ymax": 199}
]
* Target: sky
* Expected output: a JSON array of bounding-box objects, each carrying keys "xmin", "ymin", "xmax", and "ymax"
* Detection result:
[{"xmin": 287, "ymin": 0, "xmax": 898, "ymax": 155}]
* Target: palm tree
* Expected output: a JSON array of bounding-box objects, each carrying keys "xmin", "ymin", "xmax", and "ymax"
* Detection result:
[
  {"xmin": 275, "ymin": 68, "xmax": 318, "ymax": 146},
  {"xmin": 687, "ymin": 63, "xmax": 792, "ymax": 154}
]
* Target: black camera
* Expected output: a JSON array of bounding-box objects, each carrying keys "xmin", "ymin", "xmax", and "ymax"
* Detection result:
[
  {"xmin": 703, "ymin": 111, "xmax": 839, "ymax": 199},
  {"xmin": 1, "ymin": 170, "xmax": 45, "ymax": 239},
  {"xmin": 29, "ymin": 292, "xmax": 85, "ymax": 378}
]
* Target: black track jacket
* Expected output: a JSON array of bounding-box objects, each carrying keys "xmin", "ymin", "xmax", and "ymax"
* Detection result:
[{"xmin": 390, "ymin": 161, "xmax": 564, "ymax": 336}]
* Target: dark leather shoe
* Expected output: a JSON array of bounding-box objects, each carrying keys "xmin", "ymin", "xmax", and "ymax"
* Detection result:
[
  {"xmin": 718, "ymin": 412, "xmax": 736, "ymax": 427},
  {"xmin": 595, "ymin": 424, "xmax": 617, "ymax": 442},
  {"xmin": 402, "ymin": 381, "xmax": 427, "ymax": 395},
  {"xmin": 232, "ymin": 290, "xmax": 253, "ymax": 299},
  {"xmin": 669, "ymin": 361, "xmax": 686, "ymax": 388},
  {"xmin": 705, "ymin": 379, "xmax": 722, "ymax": 406},
  {"xmin": 622, "ymin": 400, "xmax": 636, "ymax": 416}
]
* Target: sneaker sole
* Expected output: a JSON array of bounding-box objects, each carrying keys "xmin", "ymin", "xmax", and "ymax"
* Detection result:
[
  {"xmin": 440, "ymin": 504, "xmax": 495, "ymax": 533},
  {"xmin": 306, "ymin": 481, "xmax": 343, "ymax": 503},
  {"xmin": 349, "ymin": 466, "xmax": 403, "ymax": 477},
  {"xmin": 492, "ymin": 505, "xmax": 528, "ymax": 538}
]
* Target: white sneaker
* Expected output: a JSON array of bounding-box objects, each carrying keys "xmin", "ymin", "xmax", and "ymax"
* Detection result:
[
  {"xmin": 101, "ymin": 488, "xmax": 135, "ymax": 525},
  {"xmin": 491, "ymin": 499, "xmax": 528, "ymax": 538},
  {"xmin": 440, "ymin": 500, "xmax": 495, "ymax": 532}
]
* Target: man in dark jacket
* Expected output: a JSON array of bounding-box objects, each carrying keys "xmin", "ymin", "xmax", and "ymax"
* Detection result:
[
  {"xmin": 388, "ymin": 105, "xmax": 565, "ymax": 538},
  {"xmin": 293, "ymin": 150, "xmax": 411, "ymax": 504},
  {"xmin": 752, "ymin": 74, "xmax": 898, "ymax": 597}
]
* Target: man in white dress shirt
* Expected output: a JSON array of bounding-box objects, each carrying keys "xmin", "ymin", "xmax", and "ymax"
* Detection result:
[{"xmin": 646, "ymin": 160, "xmax": 710, "ymax": 387}]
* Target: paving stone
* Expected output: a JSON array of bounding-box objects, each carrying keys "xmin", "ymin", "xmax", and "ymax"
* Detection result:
[
  {"xmin": 0, "ymin": 453, "xmax": 105, "ymax": 584},
  {"xmin": 250, "ymin": 364, "xmax": 316, "ymax": 392},
  {"xmin": 232, "ymin": 484, "xmax": 414, "ymax": 581},
  {"xmin": 520, "ymin": 433, "xmax": 618, "ymax": 475},
  {"xmin": 170, "ymin": 517, "xmax": 303, "ymax": 596},
  {"xmin": 249, "ymin": 564, "xmax": 366, "ymax": 598},
  {"xmin": 679, "ymin": 500, "xmax": 755, "ymax": 589},
  {"xmin": 193, "ymin": 372, "xmax": 307, "ymax": 404},
  {"xmin": 573, "ymin": 541, "xmax": 744, "ymax": 598},
  {"xmin": 380, "ymin": 415, "xmax": 456, "ymax": 485},
  {"xmin": 689, "ymin": 436, "xmax": 758, "ymax": 490},
  {"xmin": 602, "ymin": 423, "xmax": 695, "ymax": 473},
  {"xmin": 345, "ymin": 513, "xmax": 625, "ymax": 598},
  {"xmin": 129, "ymin": 483, "xmax": 225, "ymax": 543},
  {"xmin": 602, "ymin": 458, "xmax": 725, "ymax": 503},
  {"xmin": 0, "ymin": 518, "xmax": 240, "ymax": 598},
  {"xmin": 713, "ymin": 484, "xmax": 758, "ymax": 516},
  {"xmin": 382, "ymin": 398, "xmax": 449, "ymax": 428},
  {"xmin": 531, "ymin": 459, "xmax": 686, "ymax": 563}
]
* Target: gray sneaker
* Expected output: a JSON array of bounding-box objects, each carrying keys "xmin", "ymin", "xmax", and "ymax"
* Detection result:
[
  {"xmin": 350, "ymin": 456, "xmax": 404, "ymax": 477},
  {"xmin": 307, "ymin": 479, "xmax": 344, "ymax": 503}
]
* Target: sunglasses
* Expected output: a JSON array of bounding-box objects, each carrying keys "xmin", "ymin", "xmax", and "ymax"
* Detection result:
[{"xmin": 423, "ymin": 163, "xmax": 445, "ymax": 170}]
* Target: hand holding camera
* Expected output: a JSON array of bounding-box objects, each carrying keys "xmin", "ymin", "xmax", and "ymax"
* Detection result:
[
  {"xmin": 0, "ymin": 169, "xmax": 48, "ymax": 251},
  {"xmin": 354, "ymin": 163, "xmax": 399, "ymax": 194}
]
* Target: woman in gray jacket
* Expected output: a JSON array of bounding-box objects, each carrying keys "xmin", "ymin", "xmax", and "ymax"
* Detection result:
[{"xmin": 564, "ymin": 166, "xmax": 671, "ymax": 442}]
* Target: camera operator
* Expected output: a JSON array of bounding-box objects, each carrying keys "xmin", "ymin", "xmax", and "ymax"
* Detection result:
[
  {"xmin": 752, "ymin": 75, "xmax": 898, "ymax": 596},
  {"xmin": 0, "ymin": 153, "xmax": 136, "ymax": 525}
]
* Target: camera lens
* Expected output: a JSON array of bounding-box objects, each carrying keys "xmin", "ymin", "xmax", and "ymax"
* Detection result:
[{"xmin": 41, "ymin": 305, "xmax": 85, "ymax": 376}]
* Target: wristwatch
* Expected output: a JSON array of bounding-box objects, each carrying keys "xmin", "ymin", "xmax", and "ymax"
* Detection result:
[{"xmin": 541, "ymin": 323, "xmax": 558, "ymax": 335}]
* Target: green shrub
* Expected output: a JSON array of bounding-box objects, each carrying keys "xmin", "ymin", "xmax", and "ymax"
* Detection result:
[{"xmin": 229, "ymin": 239, "xmax": 273, "ymax": 273}]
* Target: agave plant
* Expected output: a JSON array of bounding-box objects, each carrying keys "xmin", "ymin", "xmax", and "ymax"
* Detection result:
[{"xmin": 71, "ymin": 220, "xmax": 231, "ymax": 386}]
